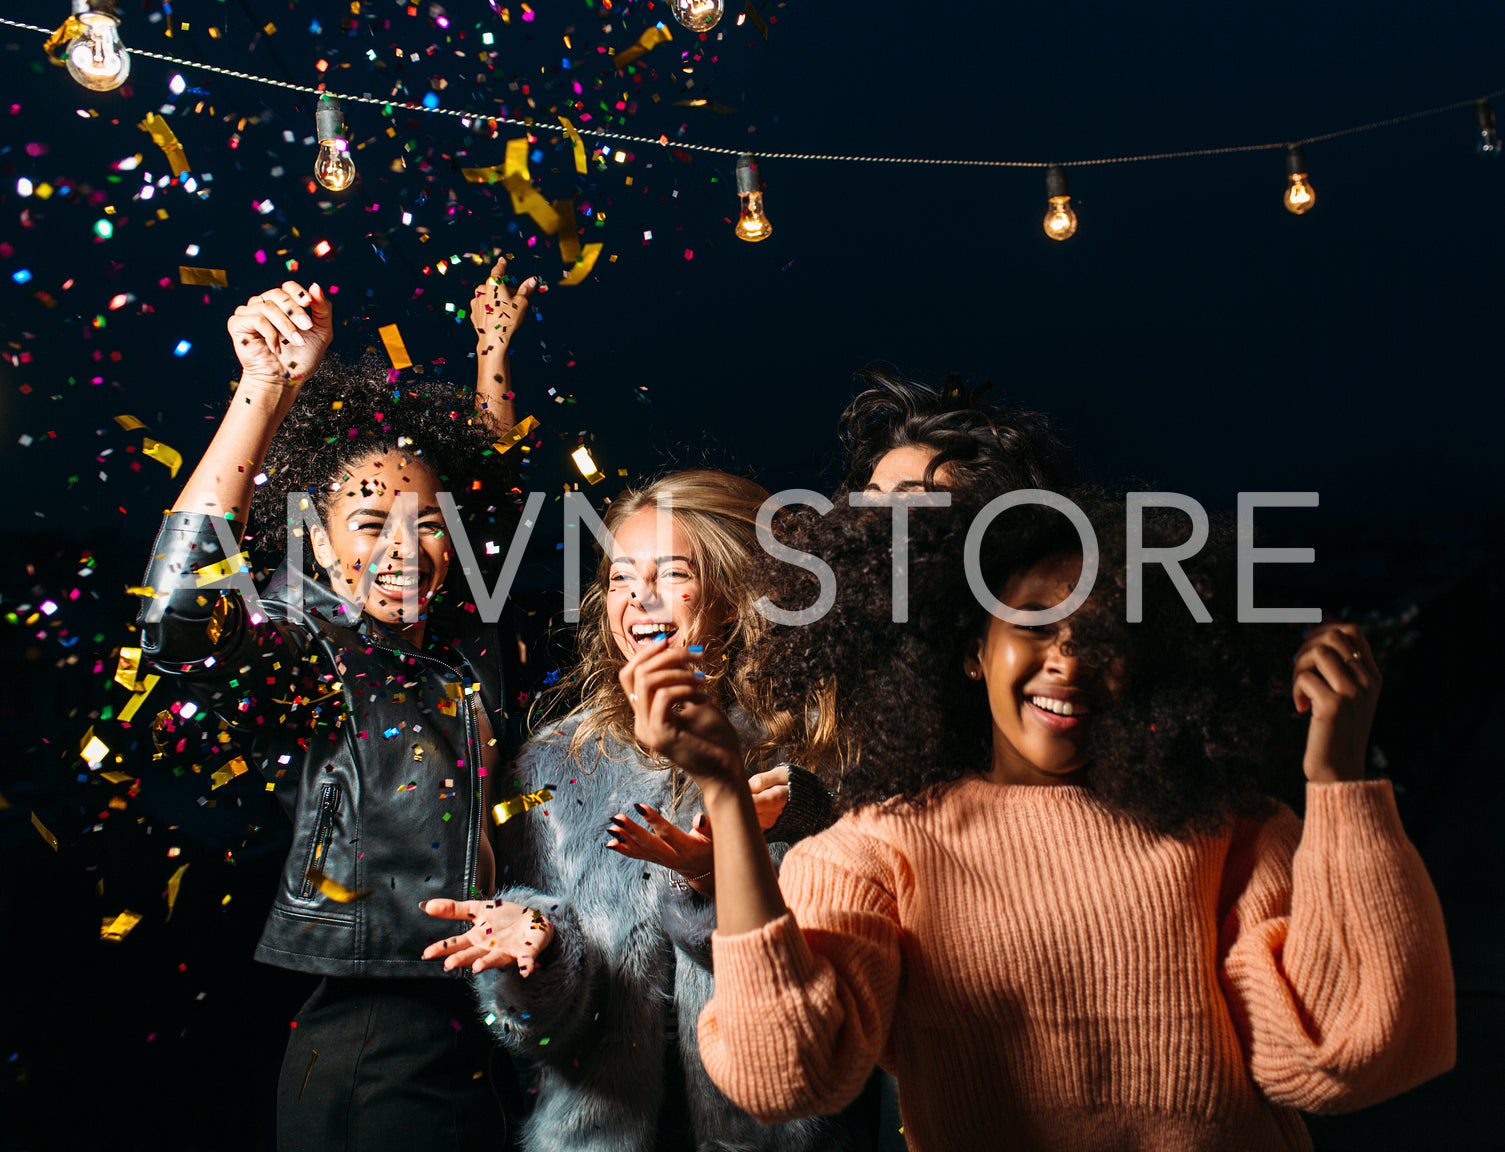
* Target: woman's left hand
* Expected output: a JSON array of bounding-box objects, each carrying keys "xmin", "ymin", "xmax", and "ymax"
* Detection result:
[
  {"xmin": 607, "ymin": 806, "xmax": 715, "ymax": 895},
  {"xmin": 471, "ymin": 256, "xmax": 536, "ymax": 358},
  {"xmin": 1293, "ymin": 621, "xmax": 1381, "ymax": 784},
  {"xmin": 619, "ymin": 638, "xmax": 745, "ymax": 789}
]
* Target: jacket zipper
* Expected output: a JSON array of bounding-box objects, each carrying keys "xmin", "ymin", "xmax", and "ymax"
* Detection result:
[
  {"xmin": 358, "ymin": 639, "xmax": 480, "ymax": 898},
  {"xmin": 299, "ymin": 781, "xmax": 341, "ymax": 898}
]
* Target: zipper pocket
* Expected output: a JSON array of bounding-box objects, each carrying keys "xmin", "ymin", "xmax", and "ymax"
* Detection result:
[{"xmin": 299, "ymin": 781, "xmax": 341, "ymax": 898}]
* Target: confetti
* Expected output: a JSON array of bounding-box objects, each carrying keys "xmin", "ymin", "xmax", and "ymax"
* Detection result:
[
  {"xmin": 615, "ymin": 22, "xmax": 672, "ymax": 69},
  {"xmin": 30, "ymin": 811, "xmax": 58, "ymax": 851},
  {"xmin": 194, "ymin": 552, "xmax": 249, "ymax": 586},
  {"xmin": 137, "ymin": 112, "xmax": 191, "ymax": 177},
  {"xmin": 493, "ymin": 414, "xmax": 540, "ymax": 456},
  {"xmin": 101, "ymin": 910, "xmax": 144, "ymax": 942},
  {"xmin": 493, "ymin": 787, "xmax": 554, "ymax": 826},
  {"xmin": 179, "ymin": 266, "xmax": 229, "ymax": 288},
  {"xmin": 558, "ymin": 115, "xmax": 589, "ymax": 175},
  {"xmin": 209, "ymin": 756, "xmax": 250, "ymax": 790},
  {"xmin": 302, "ymin": 866, "xmax": 372, "ymax": 903},
  {"xmin": 142, "ymin": 437, "xmax": 183, "ymax": 478},
  {"xmin": 745, "ymin": 1, "xmax": 771, "ymax": 40},
  {"xmin": 113, "ymin": 414, "xmax": 146, "ymax": 431},
  {"xmin": 165, "ymin": 863, "xmax": 190, "ymax": 920},
  {"xmin": 117, "ymin": 677, "xmax": 160, "ymax": 722},
  {"xmin": 560, "ymin": 244, "xmax": 604, "ymax": 287},
  {"xmin": 378, "ymin": 323, "xmax": 413, "ymax": 370}
]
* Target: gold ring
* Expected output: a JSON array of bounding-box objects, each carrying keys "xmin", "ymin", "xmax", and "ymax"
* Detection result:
[
  {"xmin": 628, "ymin": 692, "xmax": 638, "ymax": 703},
  {"xmin": 1350, "ymin": 650, "xmax": 1363, "ymax": 661}
]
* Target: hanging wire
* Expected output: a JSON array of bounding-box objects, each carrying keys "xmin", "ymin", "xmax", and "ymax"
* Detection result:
[{"xmin": 3, "ymin": 16, "xmax": 1501, "ymax": 169}]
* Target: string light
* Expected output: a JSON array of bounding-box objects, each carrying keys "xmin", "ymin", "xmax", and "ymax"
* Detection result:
[
  {"xmin": 1043, "ymin": 165, "xmax": 1078, "ymax": 241},
  {"xmin": 734, "ymin": 154, "xmax": 773, "ymax": 242},
  {"xmin": 1475, "ymin": 99, "xmax": 1501, "ymax": 155},
  {"xmin": 59, "ymin": 0, "xmax": 130, "ymax": 92},
  {"xmin": 1283, "ymin": 144, "xmax": 1316, "ymax": 214},
  {"xmin": 670, "ymin": 0, "xmax": 725, "ymax": 33},
  {"xmin": 313, "ymin": 95, "xmax": 356, "ymax": 192}
]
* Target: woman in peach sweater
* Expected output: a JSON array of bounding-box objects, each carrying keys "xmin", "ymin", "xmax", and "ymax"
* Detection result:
[{"xmin": 618, "ymin": 493, "xmax": 1455, "ymax": 1152}]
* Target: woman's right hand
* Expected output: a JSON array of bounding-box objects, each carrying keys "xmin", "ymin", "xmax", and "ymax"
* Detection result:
[
  {"xmin": 420, "ymin": 898, "xmax": 555, "ymax": 976},
  {"xmin": 619, "ymin": 637, "xmax": 744, "ymax": 791},
  {"xmin": 226, "ymin": 281, "xmax": 334, "ymax": 388}
]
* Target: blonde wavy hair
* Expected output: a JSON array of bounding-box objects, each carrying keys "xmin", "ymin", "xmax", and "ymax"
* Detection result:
[{"xmin": 534, "ymin": 469, "xmax": 840, "ymax": 808}]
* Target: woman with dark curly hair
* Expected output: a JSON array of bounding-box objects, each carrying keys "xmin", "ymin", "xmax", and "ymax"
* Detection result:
[
  {"xmin": 620, "ymin": 493, "xmax": 1455, "ymax": 1152},
  {"xmin": 836, "ymin": 365, "xmax": 1077, "ymax": 495},
  {"xmin": 137, "ymin": 274, "xmax": 533, "ymax": 1150},
  {"xmin": 419, "ymin": 469, "xmax": 847, "ymax": 1152}
]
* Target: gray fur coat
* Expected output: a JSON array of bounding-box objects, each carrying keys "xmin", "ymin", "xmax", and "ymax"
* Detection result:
[{"xmin": 472, "ymin": 712, "xmax": 839, "ymax": 1152}]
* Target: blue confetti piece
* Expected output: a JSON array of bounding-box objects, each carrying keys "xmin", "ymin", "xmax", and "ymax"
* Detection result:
[
  {"xmin": 383, "ymin": 726, "xmax": 400, "ymax": 738},
  {"xmin": 11, "ymin": 269, "xmax": 31, "ymax": 284},
  {"xmin": 173, "ymin": 339, "xmax": 192, "ymax": 357},
  {"xmin": 422, "ymin": 92, "xmax": 440, "ymax": 110}
]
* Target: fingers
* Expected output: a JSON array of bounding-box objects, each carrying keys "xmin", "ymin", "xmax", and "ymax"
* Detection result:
[
  {"xmin": 304, "ymin": 282, "xmax": 333, "ymax": 327},
  {"xmin": 420, "ymin": 897, "xmax": 482, "ymax": 921},
  {"xmin": 746, "ymin": 766, "xmax": 791, "ymax": 795}
]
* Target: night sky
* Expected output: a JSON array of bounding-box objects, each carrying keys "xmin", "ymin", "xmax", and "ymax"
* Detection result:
[{"xmin": 1, "ymin": 2, "xmax": 1501, "ymax": 1148}]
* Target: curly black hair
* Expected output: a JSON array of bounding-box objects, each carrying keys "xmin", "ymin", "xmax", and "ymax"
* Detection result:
[
  {"xmin": 749, "ymin": 491, "xmax": 1297, "ymax": 838},
  {"xmin": 246, "ymin": 351, "xmax": 518, "ymax": 562},
  {"xmin": 836, "ymin": 365, "xmax": 1078, "ymax": 497}
]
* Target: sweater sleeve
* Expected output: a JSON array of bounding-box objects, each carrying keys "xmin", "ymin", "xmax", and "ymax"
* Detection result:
[
  {"xmin": 697, "ymin": 823, "xmax": 904, "ymax": 1123},
  {"xmin": 1218, "ymin": 779, "xmax": 1456, "ymax": 1113}
]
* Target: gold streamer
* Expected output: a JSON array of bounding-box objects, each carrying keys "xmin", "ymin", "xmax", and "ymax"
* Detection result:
[
  {"xmin": 113, "ymin": 414, "xmax": 146, "ymax": 431},
  {"xmin": 558, "ymin": 115, "xmax": 588, "ymax": 175},
  {"xmin": 166, "ymin": 863, "xmax": 190, "ymax": 921},
  {"xmin": 493, "ymin": 787, "xmax": 554, "ymax": 826},
  {"xmin": 138, "ymin": 112, "xmax": 192, "ymax": 177},
  {"xmin": 559, "ymin": 244, "xmax": 604, "ymax": 287},
  {"xmin": 378, "ymin": 323, "xmax": 413, "ymax": 370},
  {"xmin": 142, "ymin": 437, "xmax": 183, "ymax": 477},
  {"xmin": 42, "ymin": 16, "xmax": 86, "ymax": 64},
  {"xmin": 493, "ymin": 414, "xmax": 540, "ymax": 455},
  {"xmin": 745, "ymin": 1, "xmax": 771, "ymax": 40},
  {"xmin": 179, "ymin": 266, "xmax": 229, "ymax": 288},
  {"xmin": 115, "ymin": 647, "xmax": 143, "ymax": 692},
  {"xmin": 31, "ymin": 811, "xmax": 59, "ymax": 851},
  {"xmin": 555, "ymin": 199, "xmax": 582, "ymax": 265},
  {"xmin": 615, "ymin": 22, "xmax": 672, "ymax": 69},
  {"xmin": 118, "ymin": 677, "xmax": 159, "ymax": 722}
]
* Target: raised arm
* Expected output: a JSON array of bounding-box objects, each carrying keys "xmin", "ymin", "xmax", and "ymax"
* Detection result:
[
  {"xmin": 470, "ymin": 256, "xmax": 536, "ymax": 437},
  {"xmin": 172, "ymin": 282, "xmax": 333, "ymax": 525}
]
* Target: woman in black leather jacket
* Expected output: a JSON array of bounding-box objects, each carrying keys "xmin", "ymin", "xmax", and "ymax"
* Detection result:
[{"xmin": 137, "ymin": 271, "xmax": 533, "ymax": 1150}]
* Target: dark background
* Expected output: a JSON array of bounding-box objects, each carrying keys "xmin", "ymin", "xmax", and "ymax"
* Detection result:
[{"xmin": 1, "ymin": 2, "xmax": 1501, "ymax": 1148}]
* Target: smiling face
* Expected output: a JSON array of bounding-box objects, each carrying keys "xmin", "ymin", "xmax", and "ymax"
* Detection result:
[
  {"xmin": 965, "ymin": 552, "xmax": 1121, "ymax": 787},
  {"xmin": 606, "ymin": 507, "xmax": 710, "ymax": 659},
  {"xmin": 309, "ymin": 448, "xmax": 451, "ymax": 637}
]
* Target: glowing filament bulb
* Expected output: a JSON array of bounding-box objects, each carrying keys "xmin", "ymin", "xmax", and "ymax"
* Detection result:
[
  {"xmin": 671, "ymin": 0, "xmax": 724, "ymax": 32},
  {"xmin": 1283, "ymin": 144, "xmax": 1316, "ymax": 215},
  {"xmin": 1042, "ymin": 165, "xmax": 1078, "ymax": 241},
  {"xmin": 1476, "ymin": 99, "xmax": 1501, "ymax": 156},
  {"xmin": 63, "ymin": 1, "xmax": 130, "ymax": 92},
  {"xmin": 313, "ymin": 95, "xmax": 356, "ymax": 192},
  {"xmin": 734, "ymin": 154, "xmax": 773, "ymax": 242}
]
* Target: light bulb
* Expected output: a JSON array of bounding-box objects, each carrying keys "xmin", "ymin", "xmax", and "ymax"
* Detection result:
[
  {"xmin": 734, "ymin": 154, "xmax": 773, "ymax": 242},
  {"xmin": 313, "ymin": 95, "xmax": 356, "ymax": 192},
  {"xmin": 1283, "ymin": 144, "xmax": 1315, "ymax": 215},
  {"xmin": 63, "ymin": 2, "xmax": 130, "ymax": 92},
  {"xmin": 671, "ymin": 0, "xmax": 724, "ymax": 32},
  {"xmin": 1042, "ymin": 164, "xmax": 1078, "ymax": 241},
  {"xmin": 1476, "ymin": 99, "xmax": 1501, "ymax": 156}
]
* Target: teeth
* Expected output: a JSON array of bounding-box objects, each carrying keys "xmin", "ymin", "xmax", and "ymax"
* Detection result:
[
  {"xmin": 1029, "ymin": 695, "xmax": 1083, "ymax": 717},
  {"xmin": 375, "ymin": 572, "xmax": 420, "ymax": 589},
  {"xmin": 630, "ymin": 622, "xmax": 674, "ymax": 639}
]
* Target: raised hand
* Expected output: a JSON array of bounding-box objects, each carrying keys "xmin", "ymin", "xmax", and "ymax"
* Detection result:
[
  {"xmin": 619, "ymin": 637, "xmax": 745, "ymax": 788},
  {"xmin": 420, "ymin": 897, "xmax": 555, "ymax": 976},
  {"xmin": 471, "ymin": 256, "xmax": 537, "ymax": 358},
  {"xmin": 226, "ymin": 281, "xmax": 334, "ymax": 388},
  {"xmin": 1292, "ymin": 622, "xmax": 1381, "ymax": 784},
  {"xmin": 748, "ymin": 766, "xmax": 791, "ymax": 831},
  {"xmin": 608, "ymin": 805, "xmax": 716, "ymax": 893}
]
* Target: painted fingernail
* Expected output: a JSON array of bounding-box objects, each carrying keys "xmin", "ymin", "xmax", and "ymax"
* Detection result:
[
  {"xmin": 694, "ymin": 670, "xmax": 706, "ymax": 680},
  {"xmin": 687, "ymin": 645, "xmax": 705, "ymax": 654},
  {"xmin": 418, "ymin": 899, "xmax": 429, "ymax": 910},
  {"xmin": 634, "ymin": 802, "xmax": 650, "ymax": 815},
  {"xmin": 654, "ymin": 631, "xmax": 667, "ymax": 643}
]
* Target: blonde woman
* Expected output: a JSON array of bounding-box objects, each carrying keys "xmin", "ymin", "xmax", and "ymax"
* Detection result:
[{"xmin": 422, "ymin": 470, "xmax": 840, "ymax": 1152}]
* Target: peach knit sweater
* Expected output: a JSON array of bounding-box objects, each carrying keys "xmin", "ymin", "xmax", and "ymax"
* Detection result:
[{"xmin": 699, "ymin": 778, "xmax": 1454, "ymax": 1151}]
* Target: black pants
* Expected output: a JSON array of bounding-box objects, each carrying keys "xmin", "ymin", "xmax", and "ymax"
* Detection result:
[{"xmin": 276, "ymin": 977, "xmax": 524, "ymax": 1152}]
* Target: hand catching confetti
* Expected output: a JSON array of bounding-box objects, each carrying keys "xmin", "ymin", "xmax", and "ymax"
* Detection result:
[
  {"xmin": 420, "ymin": 897, "xmax": 555, "ymax": 976},
  {"xmin": 226, "ymin": 280, "xmax": 334, "ymax": 388},
  {"xmin": 471, "ymin": 256, "xmax": 537, "ymax": 361},
  {"xmin": 607, "ymin": 805, "xmax": 716, "ymax": 894}
]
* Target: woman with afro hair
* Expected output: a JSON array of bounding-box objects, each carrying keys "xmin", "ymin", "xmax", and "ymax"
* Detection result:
[
  {"xmin": 619, "ymin": 491, "xmax": 1455, "ymax": 1152},
  {"xmin": 137, "ymin": 269, "xmax": 535, "ymax": 1151}
]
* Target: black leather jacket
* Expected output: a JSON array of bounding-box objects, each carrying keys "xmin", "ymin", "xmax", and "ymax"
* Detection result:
[{"xmin": 138, "ymin": 512, "xmax": 506, "ymax": 978}]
